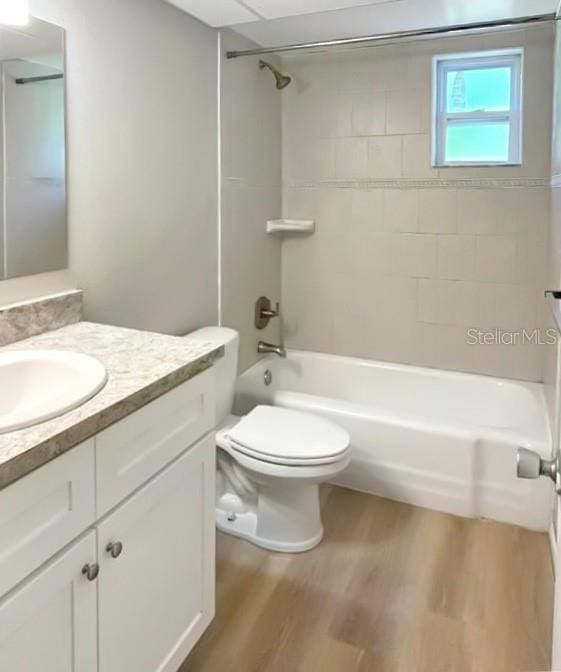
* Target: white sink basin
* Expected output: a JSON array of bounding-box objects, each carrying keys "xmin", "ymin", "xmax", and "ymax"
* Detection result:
[{"xmin": 0, "ymin": 350, "xmax": 108, "ymax": 434}]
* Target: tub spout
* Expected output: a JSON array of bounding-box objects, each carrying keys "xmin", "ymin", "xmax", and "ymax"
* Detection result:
[{"xmin": 257, "ymin": 341, "xmax": 287, "ymax": 358}]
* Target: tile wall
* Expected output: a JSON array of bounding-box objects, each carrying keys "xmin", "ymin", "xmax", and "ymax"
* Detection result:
[
  {"xmin": 221, "ymin": 30, "xmax": 282, "ymax": 371},
  {"xmin": 281, "ymin": 26, "xmax": 553, "ymax": 381}
]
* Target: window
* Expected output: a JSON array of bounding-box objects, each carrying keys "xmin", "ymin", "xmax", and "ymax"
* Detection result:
[{"xmin": 432, "ymin": 49, "xmax": 523, "ymax": 166}]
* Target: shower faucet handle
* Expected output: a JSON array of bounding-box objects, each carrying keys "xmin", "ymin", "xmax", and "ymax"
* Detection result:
[
  {"xmin": 260, "ymin": 302, "xmax": 279, "ymax": 319},
  {"xmin": 255, "ymin": 296, "xmax": 280, "ymax": 329}
]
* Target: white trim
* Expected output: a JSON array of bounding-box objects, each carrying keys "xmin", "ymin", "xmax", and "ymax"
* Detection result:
[
  {"xmin": 433, "ymin": 47, "xmax": 525, "ymax": 63},
  {"xmin": 217, "ymin": 32, "xmax": 222, "ymax": 327},
  {"xmin": 432, "ymin": 49, "xmax": 523, "ymax": 167},
  {"xmin": 550, "ymin": 522, "xmax": 557, "ymax": 577},
  {"xmin": 1, "ymin": 63, "xmax": 6, "ymax": 280}
]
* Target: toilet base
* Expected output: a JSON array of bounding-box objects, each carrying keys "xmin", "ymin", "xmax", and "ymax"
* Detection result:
[
  {"xmin": 216, "ymin": 509, "xmax": 323, "ymax": 553},
  {"xmin": 216, "ymin": 482, "xmax": 324, "ymax": 553}
]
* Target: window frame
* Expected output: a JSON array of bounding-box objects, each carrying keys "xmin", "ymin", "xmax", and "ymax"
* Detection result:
[{"xmin": 432, "ymin": 48, "xmax": 523, "ymax": 167}]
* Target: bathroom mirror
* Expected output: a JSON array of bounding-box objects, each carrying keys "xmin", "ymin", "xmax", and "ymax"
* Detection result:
[{"xmin": 0, "ymin": 16, "xmax": 66, "ymax": 280}]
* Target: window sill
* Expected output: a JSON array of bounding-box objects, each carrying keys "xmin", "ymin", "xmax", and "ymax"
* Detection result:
[{"xmin": 434, "ymin": 162, "xmax": 523, "ymax": 168}]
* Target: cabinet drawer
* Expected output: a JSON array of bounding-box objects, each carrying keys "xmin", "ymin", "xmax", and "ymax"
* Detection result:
[
  {"xmin": 96, "ymin": 369, "xmax": 215, "ymax": 516},
  {"xmin": 0, "ymin": 440, "xmax": 96, "ymax": 598}
]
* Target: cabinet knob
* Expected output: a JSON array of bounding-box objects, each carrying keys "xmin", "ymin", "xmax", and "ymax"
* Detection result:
[
  {"xmin": 106, "ymin": 541, "xmax": 123, "ymax": 559},
  {"xmin": 82, "ymin": 563, "xmax": 100, "ymax": 581}
]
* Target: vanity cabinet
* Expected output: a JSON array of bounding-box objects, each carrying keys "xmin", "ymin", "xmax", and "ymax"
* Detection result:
[
  {"xmin": 97, "ymin": 434, "xmax": 215, "ymax": 672},
  {"xmin": 0, "ymin": 532, "xmax": 98, "ymax": 671},
  {"xmin": 0, "ymin": 370, "xmax": 216, "ymax": 672}
]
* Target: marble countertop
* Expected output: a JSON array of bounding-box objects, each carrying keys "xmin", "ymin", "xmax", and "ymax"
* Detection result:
[{"xmin": 0, "ymin": 321, "xmax": 223, "ymax": 490}]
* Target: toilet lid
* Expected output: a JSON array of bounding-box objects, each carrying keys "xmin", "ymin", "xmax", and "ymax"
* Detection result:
[{"xmin": 227, "ymin": 405, "xmax": 350, "ymax": 466}]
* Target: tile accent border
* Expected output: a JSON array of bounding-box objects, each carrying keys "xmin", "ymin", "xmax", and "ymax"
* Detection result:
[
  {"xmin": 0, "ymin": 290, "xmax": 83, "ymax": 347},
  {"xmin": 285, "ymin": 177, "xmax": 551, "ymax": 190}
]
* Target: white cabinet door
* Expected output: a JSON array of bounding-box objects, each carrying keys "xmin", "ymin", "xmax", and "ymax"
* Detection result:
[
  {"xmin": 0, "ymin": 532, "xmax": 98, "ymax": 672},
  {"xmin": 97, "ymin": 433, "xmax": 216, "ymax": 672},
  {"xmin": 0, "ymin": 439, "xmax": 96, "ymax": 598}
]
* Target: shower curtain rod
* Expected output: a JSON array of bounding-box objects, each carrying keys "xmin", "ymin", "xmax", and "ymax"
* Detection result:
[{"xmin": 225, "ymin": 13, "xmax": 556, "ymax": 59}]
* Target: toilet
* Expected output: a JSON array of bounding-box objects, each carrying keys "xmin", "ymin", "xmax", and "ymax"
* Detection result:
[{"xmin": 188, "ymin": 327, "xmax": 350, "ymax": 553}]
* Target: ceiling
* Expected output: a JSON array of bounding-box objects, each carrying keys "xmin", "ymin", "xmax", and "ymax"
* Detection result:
[
  {"xmin": 165, "ymin": 0, "xmax": 559, "ymax": 47},
  {"xmin": 165, "ymin": 0, "xmax": 398, "ymax": 26}
]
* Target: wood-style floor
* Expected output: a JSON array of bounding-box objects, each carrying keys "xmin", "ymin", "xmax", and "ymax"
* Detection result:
[{"xmin": 179, "ymin": 487, "xmax": 554, "ymax": 672}]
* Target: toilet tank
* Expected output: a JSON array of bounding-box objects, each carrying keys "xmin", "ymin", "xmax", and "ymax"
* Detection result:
[{"xmin": 186, "ymin": 327, "xmax": 239, "ymax": 425}]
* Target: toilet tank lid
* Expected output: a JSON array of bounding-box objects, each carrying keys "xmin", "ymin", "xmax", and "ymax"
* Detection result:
[{"xmin": 186, "ymin": 326, "xmax": 238, "ymax": 346}]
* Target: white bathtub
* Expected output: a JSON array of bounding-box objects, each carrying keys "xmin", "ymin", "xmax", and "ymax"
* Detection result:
[{"xmin": 235, "ymin": 350, "xmax": 553, "ymax": 531}]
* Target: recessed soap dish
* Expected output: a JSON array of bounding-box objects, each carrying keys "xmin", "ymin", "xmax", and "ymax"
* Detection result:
[{"xmin": 266, "ymin": 219, "xmax": 315, "ymax": 234}]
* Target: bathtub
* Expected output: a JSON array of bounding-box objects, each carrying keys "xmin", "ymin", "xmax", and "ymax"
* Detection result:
[{"xmin": 235, "ymin": 350, "xmax": 553, "ymax": 531}]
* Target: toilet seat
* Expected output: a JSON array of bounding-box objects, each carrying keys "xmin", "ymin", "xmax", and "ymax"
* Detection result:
[{"xmin": 225, "ymin": 405, "xmax": 350, "ymax": 466}]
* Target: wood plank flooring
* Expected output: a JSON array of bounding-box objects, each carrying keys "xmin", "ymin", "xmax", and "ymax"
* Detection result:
[{"xmin": 179, "ymin": 487, "xmax": 554, "ymax": 672}]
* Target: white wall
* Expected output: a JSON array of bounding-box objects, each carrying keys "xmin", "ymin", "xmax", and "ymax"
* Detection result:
[
  {"xmin": 0, "ymin": 0, "xmax": 219, "ymax": 336},
  {"xmin": 220, "ymin": 30, "xmax": 282, "ymax": 371},
  {"xmin": 281, "ymin": 25, "xmax": 553, "ymax": 381}
]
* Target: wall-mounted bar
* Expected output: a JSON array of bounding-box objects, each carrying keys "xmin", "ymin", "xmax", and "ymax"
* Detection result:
[
  {"xmin": 226, "ymin": 13, "xmax": 556, "ymax": 59},
  {"xmin": 15, "ymin": 73, "xmax": 63, "ymax": 85}
]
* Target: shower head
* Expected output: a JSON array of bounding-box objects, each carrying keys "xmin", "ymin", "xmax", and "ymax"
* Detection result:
[{"xmin": 258, "ymin": 59, "xmax": 292, "ymax": 90}]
